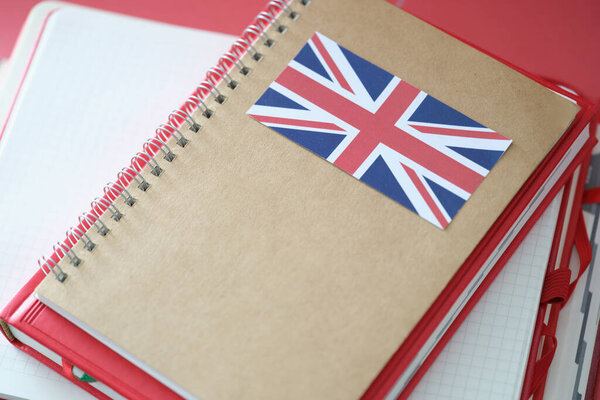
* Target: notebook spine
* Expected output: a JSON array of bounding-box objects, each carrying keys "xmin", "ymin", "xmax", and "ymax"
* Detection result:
[{"xmin": 38, "ymin": 0, "xmax": 312, "ymax": 282}]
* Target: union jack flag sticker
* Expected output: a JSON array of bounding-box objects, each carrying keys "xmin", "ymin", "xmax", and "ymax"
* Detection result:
[{"xmin": 247, "ymin": 32, "xmax": 511, "ymax": 229}]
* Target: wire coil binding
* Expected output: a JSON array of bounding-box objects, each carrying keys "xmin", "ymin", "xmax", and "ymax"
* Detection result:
[
  {"xmin": 38, "ymin": 0, "xmax": 311, "ymax": 282},
  {"xmin": 39, "ymin": 257, "xmax": 68, "ymax": 282}
]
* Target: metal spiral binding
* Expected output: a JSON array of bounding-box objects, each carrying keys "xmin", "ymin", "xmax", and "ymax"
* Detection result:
[
  {"xmin": 39, "ymin": 257, "xmax": 68, "ymax": 282},
  {"xmin": 197, "ymin": 81, "xmax": 227, "ymax": 104},
  {"xmin": 78, "ymin": 212, "xmax": 110, "ymax": 237},
  {"xmin": 53, "ymin": 242, "xmax": 81, "ymax": 267},
  {"xmin": 169, "ymin": 109, "xmax": 201, "ymax": 132},
  {"xmin": 92, "ymin": 197, "xmax": 123, "ymax": 222},
  {"xmin": 67, "ymin": 225, "xmax": 95, "ymax": 252},
  {"xmin": 143, "ymin": 137, "xmax": 176, "ymax": 163},
  {"xmin": 268, "ymin": 0, "xmax": 300, "ymax": 20},
  {"xmin": 186, "ymin": 95, "xmax": 214, "ymax": 119},
  {"xmin": 157, "ymin": 123, "xmax": 188, "ymax": 148},
  {"xmin": 257, "ymin": 11, "xmax": 287, "ymax": 34},
  {"xmin": 245, "ymin": 25, "xmax": 275, "ymax": 48},
  {"xmin": 118, "ymin": 167, "xmax": 150, "ymax": 192},
  {"xmin": 104, "ymin": 181, "xmax": 137, "ymax": 207},
  {"xmin": 220, "ymin": 52, "xmax": 251, "ymax": 77},
  {"xmin": 38, "ymin": 0, "xmax": 311, "ymax": 282},
  {"xmin": 232, "ymin": 38, "xmax": 263, "ymax": 62},
  {"xmin": 207, "ymin": 66, "xmax": 238, "ymax": 90}
]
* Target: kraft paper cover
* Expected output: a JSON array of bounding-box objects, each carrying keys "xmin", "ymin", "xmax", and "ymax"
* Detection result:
[{"xmin": 36, "ymin": 0, "xmax": 580, "ymax": 398}]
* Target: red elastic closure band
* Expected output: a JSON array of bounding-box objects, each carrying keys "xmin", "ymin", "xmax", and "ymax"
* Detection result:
[
  {"xmin": 530, "ymin": 325, "xmax": 557, "ymax": 395},
  {"xmin": 540, "ymin": 268, "xmax": 571, "ymax": 304},
  {"xmin": 583, "ymin": 187, "xmax": 600, "ymax": 205},
  {"xmin": 565, "ymin": 209, "xmax": 593, "ymax": 302},
  {"xmin": 539, "ymin": 210, "xmax": 591, "ymax": 306},
  {"xmin": 531, "ymin": 211, "xmax": 593, "ymax": 398}
]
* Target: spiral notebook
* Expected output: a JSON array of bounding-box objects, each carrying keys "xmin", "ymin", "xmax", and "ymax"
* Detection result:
[{"xmin": 21, "ymin": 0, "xmax": 596, "ymax": 399}]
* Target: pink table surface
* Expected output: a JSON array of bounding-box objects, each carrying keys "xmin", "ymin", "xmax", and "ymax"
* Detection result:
[
  {"xmin": 0, "ymin": 0, "xmax": 266, "ymax": 58},
  {"xmin": 1, "ymin": 0, "xmax": 598, "ymax": 104},
  {"xmin": 401, "ymin": 0, "xmax": 600, "ymax": 105}
]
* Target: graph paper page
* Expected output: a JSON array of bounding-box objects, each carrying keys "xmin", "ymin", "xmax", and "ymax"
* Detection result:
[{"xmin": 410, "ymin": 191, "xmax": 562, "ymax": 400}]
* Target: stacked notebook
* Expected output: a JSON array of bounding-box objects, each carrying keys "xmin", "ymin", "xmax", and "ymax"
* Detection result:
[
  {"xmin": 0, "ymin": 2, "xmax": 233, "ymax": 399},
  {"xmin": 1, "ymin": 0, "xmax": 598, "ymax": 399},
  {"xmin": 541, "ymin": 146, "xmax": 600, "ymax": 400}
]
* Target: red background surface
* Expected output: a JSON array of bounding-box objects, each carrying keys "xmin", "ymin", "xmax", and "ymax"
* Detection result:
[
  {"xmin": 0, "ymin": 0, "xmax": 598, "ymax": 102},
  {"xmin": 400, "ymin": 0, "xmax": 600, "ymax": 106}
]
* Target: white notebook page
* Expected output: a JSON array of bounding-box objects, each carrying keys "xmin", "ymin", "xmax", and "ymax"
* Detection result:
[
  {"xmin": 0, "ymin": 5, "xmax": 233, "ymax": 399},
  {"xmin": 410, "ymin": 191, "xmax": 562, "ymax": 400}
]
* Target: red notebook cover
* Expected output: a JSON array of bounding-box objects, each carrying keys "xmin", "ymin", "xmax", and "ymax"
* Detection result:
[
  {"xmin": 2, "ymin": 1, "xmax": 598, "ymax": 399},
  {"xmin": 1, "ymin": 271, "xmax": 181, "ymax": 400}
]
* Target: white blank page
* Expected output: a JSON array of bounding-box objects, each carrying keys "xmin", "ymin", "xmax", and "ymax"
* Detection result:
[
  {"xmin": 0, "ymin": 5, "xmax": 233, "ymax": 399},
  {"xmin": 409, "ymin": 191, "xmax": 562, "ymax": 400}
]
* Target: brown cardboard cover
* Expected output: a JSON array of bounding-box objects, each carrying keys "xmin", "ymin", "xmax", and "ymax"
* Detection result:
[{"xmin": 36, "ymin": 0, "xmax": 579, "ymax": 398}]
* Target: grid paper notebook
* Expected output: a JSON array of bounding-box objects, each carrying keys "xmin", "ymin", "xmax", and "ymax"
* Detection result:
[
  {"xmin": 410, "ymin": 191, "xmax": 562, "ymax": 400},
  {"xmin": 0, "ymin": 5, "xmax": 233, "ymax": 399},
  {"xmin": 544, "ymin": 149, "xmax": 600, "ymax": 400}
]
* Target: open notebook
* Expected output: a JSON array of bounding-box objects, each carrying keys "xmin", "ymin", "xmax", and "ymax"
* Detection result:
[
  {"xmin": 29, "ymin": 0, "xmax": 598, "ymax": 398},
  {"xmin": 0, "ymin": 3, "xmax": 233, "ymax": 399}
]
